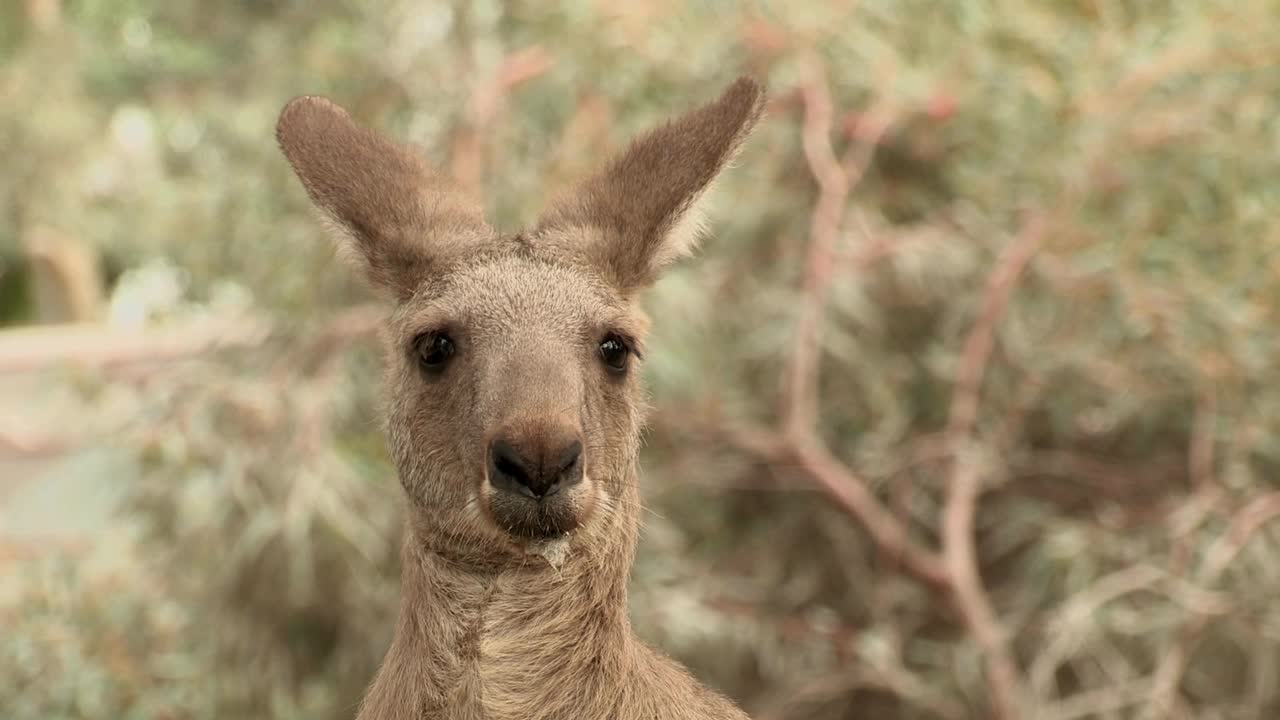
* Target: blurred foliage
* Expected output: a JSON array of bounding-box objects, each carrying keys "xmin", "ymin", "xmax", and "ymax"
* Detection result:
[{"xmin": 3, "ymin": 0, "xmax": 1280, "ymax": 718}]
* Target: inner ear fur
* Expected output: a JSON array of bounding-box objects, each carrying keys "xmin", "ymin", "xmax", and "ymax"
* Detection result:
[
  {"xmin": 532, "ymin": 76, "xmax": 766, "ymax": 291},
  {"xmin": 276, "ymin": 96, "xmax": 491, "ymax": 299}
]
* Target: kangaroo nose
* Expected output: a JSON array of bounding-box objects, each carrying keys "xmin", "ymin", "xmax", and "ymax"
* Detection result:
[{"xmin": 488, "ymin": 431, "xmax": 584, "ymax": 499}]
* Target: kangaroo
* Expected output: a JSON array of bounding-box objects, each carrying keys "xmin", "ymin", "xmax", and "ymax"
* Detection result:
[{"xmin": 276, "ymin": 76, "xmax": 764, "ymax": 720}]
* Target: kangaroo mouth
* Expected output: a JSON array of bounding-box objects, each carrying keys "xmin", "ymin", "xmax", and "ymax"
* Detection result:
[{"xmin": 486, "ymin": 491, "xmax": 582, "ymax": 540}]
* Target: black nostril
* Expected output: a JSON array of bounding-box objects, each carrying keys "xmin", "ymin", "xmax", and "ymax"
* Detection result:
[
  {"xmin": 489, "ymin": 438, "xmax": 537, "ymax": 498},
  {"xmin": 555, "ymin": 440, "xmax": 583, "ymax": 476},
  {"xmin": 493, "ymin": 453, "xmax": 526, "ymax": 484}
]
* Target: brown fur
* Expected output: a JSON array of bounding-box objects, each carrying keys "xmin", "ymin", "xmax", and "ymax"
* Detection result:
[{"xmin": 276, "ymin": 77, "xmax": 765, "ymax": 720}]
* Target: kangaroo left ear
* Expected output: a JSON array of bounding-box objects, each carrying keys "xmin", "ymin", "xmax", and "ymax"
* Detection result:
[
  {"xmin": 276, "ymin": 96, "xmax": 492, "ymax": 300},
  {"xmin": 532, "ymin": 76, "xmax": 766, "ymax": 292}
]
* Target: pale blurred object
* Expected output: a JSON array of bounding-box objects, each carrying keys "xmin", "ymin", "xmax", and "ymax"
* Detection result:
[{"xmin": 106, "ymin": 257, "xmax": 188, "ymax": 329}]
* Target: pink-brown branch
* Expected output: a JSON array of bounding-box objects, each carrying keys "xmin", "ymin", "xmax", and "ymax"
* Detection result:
[
  {"xmin": 790, "ymin": 435, "xmax": 950, "ymax": 586},
  {"xmin": 942, "ymin": 217, "xmax": 1043, "ymax": 720},
  {"xmin": 782, "ymin": 55, "xmax": 891, "ymax": 437}
]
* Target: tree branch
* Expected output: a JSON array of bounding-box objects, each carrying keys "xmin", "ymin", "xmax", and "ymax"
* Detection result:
[
  {"xmin": 0, "ymin": 316, "xmax": 271, "ymax": 375},
  {"xmin": 782, "ymin": 53, "xmax": 892, "ymax": 438},
  {"xmin": 0, "ymin": 305, "xmax": 381, "ymax": 376},
  {"xmin": 942, "ymin": 217, "xmax": 1043, "ymax": 720},
  {"xmin": 790, "ymin": 435, "xmax": 950, "ymax": 587}
]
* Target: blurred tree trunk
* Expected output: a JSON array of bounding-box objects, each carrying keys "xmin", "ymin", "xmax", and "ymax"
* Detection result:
[
  {"xmin": 26, "ymin": 0, "xmax": 60, "ymax": 31},
  {"xmin": 24, "ymin": 226, "xmax": 104, "ymax": 324}
]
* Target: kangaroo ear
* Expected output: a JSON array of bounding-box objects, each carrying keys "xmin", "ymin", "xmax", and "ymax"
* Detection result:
[
  {"xmin": 533, "ymin": 76, "xmax": 765, "ymax": 291},
  {"xmin": 276, "ymin": 96, "xmax": 490, "ymax": 299}
]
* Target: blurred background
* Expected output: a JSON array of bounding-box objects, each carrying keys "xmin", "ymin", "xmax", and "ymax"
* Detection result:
[{"xmin": 2, "ymin": 1, "xmax": 1279, "ymax": 718}]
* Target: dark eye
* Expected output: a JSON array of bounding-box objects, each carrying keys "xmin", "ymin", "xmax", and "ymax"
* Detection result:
[
  {"xmin": 599, "ymin": 334, "xmax": 630, "ymax": 373},
  {"xmin": 414, "ymin": 332, "xmax": 454, "ymax": 371}
]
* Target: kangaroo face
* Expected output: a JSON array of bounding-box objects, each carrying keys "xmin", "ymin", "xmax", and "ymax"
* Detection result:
[{"xmin": 381, "ymin": 251, "xmax": 647, "ymax": 544}]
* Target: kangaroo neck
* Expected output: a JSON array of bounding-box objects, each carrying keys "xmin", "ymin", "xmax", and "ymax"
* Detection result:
[{"xmin": 357, "ymin": 482, "xmax": 641, "ymax": 720}]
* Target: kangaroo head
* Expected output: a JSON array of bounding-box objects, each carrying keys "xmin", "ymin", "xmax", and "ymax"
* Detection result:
[{"xmin": 276, "ymin": 78, "xmax": 764, "ymax": 559}]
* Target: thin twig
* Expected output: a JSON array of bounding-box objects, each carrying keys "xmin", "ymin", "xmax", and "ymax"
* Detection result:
[
  {"xmin": 1188, "ymin": 387, "xmax": 1217, "ymax": 489},
  {"xmin": 757, "ymin": 663, "xmax": 966, "ymax": 720},
  {"xmin": 1028, "ymin": 564, "xmax": 1167, "ymax": 699},
  {"xmin": 945, "ymin": 216, "xmax": 1044, "ymax": 441},
  {"xmin": 781, "ymin": 55, "xmax": 842, "ymax": 435},
  {"xmin": 782, "ymin": 54, "xmax": 892, "ymax": 438},
  {"xmin": 451, "ymin": 46, "xmax": 555, "ymax": 196},
  {"xmin": 1039, "ymin": 679, "xmax": 1156, "ymax": 720},
  {"xmin": 943, "ymin": 216, "xmax": 1043, "ymax": 720},
  {"xmin": 790, "ymin": 435, "xmax": 950, "ymax": 586},
  {"xmin": 1145, "ymin": 491, "xmax": 1280, "ymax": 717},
  {"xmin": 705, "ymin": 596, "xmax": 862, "ymax": 648}
]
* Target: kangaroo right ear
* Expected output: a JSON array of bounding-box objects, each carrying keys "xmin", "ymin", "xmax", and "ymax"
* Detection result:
[
  {"xmin": 276, "ymin": 96, "xmax": 491, "ymax": 299},
  {"xmin": 532, "ymin": 77, "xmax": 765, "ymax": 292}
]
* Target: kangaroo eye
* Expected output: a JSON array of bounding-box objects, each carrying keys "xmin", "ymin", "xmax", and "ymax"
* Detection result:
[
  {"xmin": 599, "ymin": 334, "xmax": 630, "ymax": 373},
  {"xmin": 414, "ymin": 332, "xmax": 455, "ymax": 371}
]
